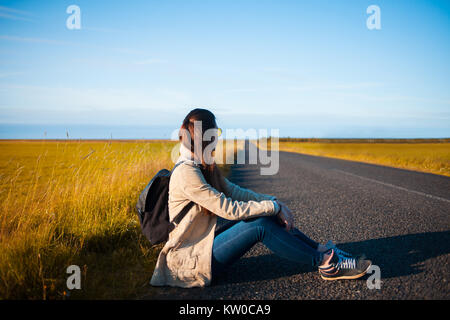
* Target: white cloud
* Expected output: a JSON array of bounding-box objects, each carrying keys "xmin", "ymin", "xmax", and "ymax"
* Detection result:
[
  {"xmin": 0, "ymin": 34, "xmax": 145, "ymax": 57},
  {"xmin": 0, "ymin": 35, "xmax": 71, "ymax": 45},
  {"xmin": 286, "ymin": 82, "xmax": 384, "ymax": 92},
  {"xmin": 0, "ymin": 5, "xmax": 34, "ymax": 22},
  {"xmin": 0, "ymin": 84, "xmax": 194, "ymax": 124},
  {"xmin": 0, "ymin": 6, "xmax": 33, "ymax": 16},
  {"xmin": 0, "ymin": 72, "xmax": 23, "ymax": 78},
  {"xmin": 134, "ymin": 58, "xmax": 168, "ymax": 65}
]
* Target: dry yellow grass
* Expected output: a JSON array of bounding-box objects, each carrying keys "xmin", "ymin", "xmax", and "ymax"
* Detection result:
[
  {"xmin": 278, "ymin": 141, "xmax": 450, "ymax": 177},
  {"xmin": 0, "ymin": 139, "xmax": 235, "ymax": 299},
  {"xmin": 0, "ymin": 140, "xmax": 178, "ymax": 299}
]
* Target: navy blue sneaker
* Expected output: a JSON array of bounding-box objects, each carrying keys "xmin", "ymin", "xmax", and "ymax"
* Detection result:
[{"xmin": 319, "ymin": 249, "xmax": 372, "ymax": 280}]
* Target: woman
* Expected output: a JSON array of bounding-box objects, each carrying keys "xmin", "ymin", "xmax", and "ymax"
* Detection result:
[{"xmin": 150, "ymin": 108, "xmax": 371, "ymax": 288}]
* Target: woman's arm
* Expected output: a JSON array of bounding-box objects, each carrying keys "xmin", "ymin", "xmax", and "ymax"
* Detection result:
[
  {"xmin": 223, "ymin": 177, "xmax": 277, "ymax": 202},
  {"xmin": 179, "ymin": 164, "xmax": 279, "ymax": 221}
]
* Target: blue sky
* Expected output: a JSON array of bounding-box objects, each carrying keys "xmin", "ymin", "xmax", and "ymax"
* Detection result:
[{"xmin": 0, "ymin": 0, "xmax": 449, "ymax": 138}]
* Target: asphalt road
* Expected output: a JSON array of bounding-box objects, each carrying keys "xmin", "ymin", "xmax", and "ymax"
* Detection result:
[{"xmin": 144, "ymin": 144, "xmax": 450, "ymax": 300}]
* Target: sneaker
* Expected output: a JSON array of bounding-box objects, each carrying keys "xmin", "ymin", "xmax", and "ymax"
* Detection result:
[{"xmin": 319, "ymin": 249, "xmax": 372, "ymax": 281}]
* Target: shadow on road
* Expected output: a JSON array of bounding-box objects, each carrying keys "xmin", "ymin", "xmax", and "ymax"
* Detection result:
[
  {"xmin": 212, "ymin": 231, "xmax": 450, "ymax": 285},
  {"xmin": 339, "ymin": 231, "xmax": 450, "ymax": 279}
]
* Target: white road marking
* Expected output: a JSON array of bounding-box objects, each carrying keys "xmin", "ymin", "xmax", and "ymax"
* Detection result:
[{"xmin": 332, "ymin": 169, "xmax": 450, "ymax": 204}]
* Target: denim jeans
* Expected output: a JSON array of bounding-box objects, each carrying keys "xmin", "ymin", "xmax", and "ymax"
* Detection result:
[{"xmin": 211, "ymin": 215, "xmax": 324, "ymax": 279}]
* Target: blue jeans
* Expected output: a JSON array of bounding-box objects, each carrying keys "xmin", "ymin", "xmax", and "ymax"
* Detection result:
[{"xmin": 211, "ymin": 215, "xmax": 324, "ymax": 279}]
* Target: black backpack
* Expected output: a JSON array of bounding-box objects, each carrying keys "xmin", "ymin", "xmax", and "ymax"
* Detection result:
[{"xmin": 136, "ymin": 161, "xmax": 194, "ymax": 245}]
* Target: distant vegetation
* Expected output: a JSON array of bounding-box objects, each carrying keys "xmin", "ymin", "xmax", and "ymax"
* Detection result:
[
  {"xmin": 278, "ymin": 138, "xmax": 450, "ymax": 143},
  {"xmin": 275, "ymin": 138, "xmax": 450, "ymax": 177}
]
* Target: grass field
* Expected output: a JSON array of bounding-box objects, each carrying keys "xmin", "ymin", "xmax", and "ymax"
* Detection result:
[
  {"xmin": 0, "ymin": 139, "xmax": 234, "ymax": 299},
  {"xmin": 276, "ymin": 139, "xmax": 450, "ymax": 177}
]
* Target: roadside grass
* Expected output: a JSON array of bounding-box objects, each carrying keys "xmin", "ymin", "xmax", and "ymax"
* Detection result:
[
  {"xmin": 0, "ymin": 139, "xmax": 235, "ymax": 299},
  {"xmin": 276, "ymin": 140, "xmax": 450, "ymax": 177}
]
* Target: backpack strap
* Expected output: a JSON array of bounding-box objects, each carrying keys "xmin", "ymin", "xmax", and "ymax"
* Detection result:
[
  {"xmin": 172, "ymin": 201, "xmax": 195, "ymax": 225},
  {"xmin": 169, "ymin": 160, "xmax": 195, "ymax": 225},
  {"xmin": 171, "ymin": 160, "xmax": 184, "ymax": 173}
]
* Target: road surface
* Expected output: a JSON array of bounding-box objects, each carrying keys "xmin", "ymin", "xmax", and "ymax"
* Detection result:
[{"xmin": 144, "ymin": 143, "xmax": 450, "ymax": 299}]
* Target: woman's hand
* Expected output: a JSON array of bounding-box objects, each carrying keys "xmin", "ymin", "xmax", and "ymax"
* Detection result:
[{"xmin": 276, "ymin": 200, "xmax": 294, "ymax": 231}]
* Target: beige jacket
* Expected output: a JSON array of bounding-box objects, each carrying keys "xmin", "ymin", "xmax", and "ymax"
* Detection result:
[{"xmin": 150, "ymin": 159, "xmax": 279, "ymax": 288}]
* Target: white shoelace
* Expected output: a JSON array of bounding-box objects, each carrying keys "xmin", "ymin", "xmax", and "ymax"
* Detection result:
[{"xmin": 337, "ymin": 256, "xmax": 356, "ymax": 269}]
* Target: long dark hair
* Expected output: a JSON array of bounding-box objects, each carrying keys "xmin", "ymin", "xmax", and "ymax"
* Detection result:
[{"xmin": 179, "ymin": 108, "xmax": 228, "ymax": 216}]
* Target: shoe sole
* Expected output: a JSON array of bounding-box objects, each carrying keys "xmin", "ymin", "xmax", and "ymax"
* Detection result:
[{"xmin": 320, "ymin": 263, "xmax": 372, "ymax": 281}]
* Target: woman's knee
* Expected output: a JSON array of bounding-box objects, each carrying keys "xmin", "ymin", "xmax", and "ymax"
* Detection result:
[{"xmin": 245, "ymin": 215, "xmax": 279, "ymax": 229}]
